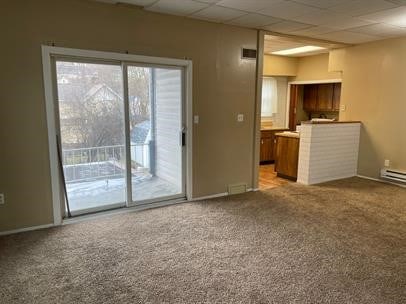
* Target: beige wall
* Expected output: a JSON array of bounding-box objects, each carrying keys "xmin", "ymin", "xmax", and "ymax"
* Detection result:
[
  {"xmin": 263, "ymin": 54, "xmax": 298, "ymax": 76},
  {"xmin": 339, "ymin": 38, "xmax": 406, "ymax": 177},
  {"xmin": 294, "ymin": 53, "xmax": 342, "ymax": 81},
  {"xmin": 0, "ymin": 0, "xmax": 257, "ymax": 232}
]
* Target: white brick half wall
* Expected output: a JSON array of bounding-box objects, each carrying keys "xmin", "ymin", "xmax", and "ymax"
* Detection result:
[{"xmin": 297, "ymin": 123, "xmax": 361, "ymax": 185}]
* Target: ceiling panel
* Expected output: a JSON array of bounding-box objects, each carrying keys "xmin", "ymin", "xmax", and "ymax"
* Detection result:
[
  {"xmin": 216, "ymin": 0, "xmax": 283, "ymax": 12},
  {"xmin": 322, "ymin": 16, "xmax": 373, "ymax": 30},
  {"xmin": 192, "ymin": 5, "xmax": 246, "ymax": 22},
  {"xmin": 227, "ymin": 13, "xmax": 282, "ymax": 27},
  {"xmin": 291, "ymin": 0, "xmax": 352, "ymax": 9},
  {"xmin": 314, "ymin": 30, "xmax": 380, "ymax": 43},
  {"xmin": 260, "ymin": 1, "xmax": 322, "ymax": 19},
  {"xmin": 263, "ymin": 21, "xmax": 313, "ymax": 33},
  {"xmin": 94, "ymin": 0, "xmax": 406, "ymax": 44},
  {"xmin": 358, "ymin": 6, "xmax": 406, "ymax": 27},
  {"xmin": 263, "ymin": 34, "xmax": 334, "ymax": 56},
  {"xmin": 330, "ymin": 0, "xmax": 398, "ymax": 17},
  {"xmin": 291, "ymin": 26, "xmax": 337, "ymax": 37},
  {"xmin": 145, "ymin": 0, "xmax": 209, "ymax": 16},
  {"xmin": 348, "ymin": 23, "xmax": 406, "ymax": 36}
]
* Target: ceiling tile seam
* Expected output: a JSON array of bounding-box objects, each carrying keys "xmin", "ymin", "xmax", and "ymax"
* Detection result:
[{"xmin": 185, "ymin": 1, "xmax": 250, "ymax": 20}]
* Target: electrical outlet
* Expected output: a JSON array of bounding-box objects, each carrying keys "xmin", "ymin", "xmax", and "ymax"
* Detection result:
[
  {"xmin": 237, "ymin": 114, "xmax": 244, "ymax": 122},
  {"xmin": 0, "ymin": 194, "xmax": 4, "ymax": 205},
  {"xmin": 384, "ymin": 159, "xmax": 390, "ymax": 167},
  {"xmin": 340, "ymin": 104, "xmax": 346, "ymax": 111}
]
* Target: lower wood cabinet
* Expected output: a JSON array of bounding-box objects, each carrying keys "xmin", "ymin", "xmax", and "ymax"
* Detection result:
[{"xmin": 274, "ymin": 135, "xmax": 300, "ymax": 180}]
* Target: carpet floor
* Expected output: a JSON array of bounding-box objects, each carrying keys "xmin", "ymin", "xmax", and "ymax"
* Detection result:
[{"xmin": 0, "ymin": 177, "xmax": 405, "ymax": 303}]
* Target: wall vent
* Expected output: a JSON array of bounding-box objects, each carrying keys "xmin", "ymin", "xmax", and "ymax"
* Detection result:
[
  {"xmin": 228, "ymin": 183, "xmax": 247, "ymax": 195},
  {"xmin": 381, "ymin": 168, "xmax": 406, "ymax": 183},
  {"xmin": 241, "ymin": 48, "xmax": 257, "ymax": 60}
]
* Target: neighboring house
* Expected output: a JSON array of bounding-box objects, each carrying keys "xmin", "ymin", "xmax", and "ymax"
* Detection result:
[
  {"xmin": 130, "ymin": 120, "xmax": 151, "ymax": 171},
  {"xmin": 57, "ymin": 82, "xmax": 123, "ymax": 147}
]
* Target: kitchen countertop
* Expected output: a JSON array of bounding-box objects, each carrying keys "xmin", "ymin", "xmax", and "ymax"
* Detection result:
[
  {"xmin": 261, "ymin": 127, "xmax": 289, "ymax": 131},
  {"xmin": 275, "ymin": 131, "xmax": 300, "ymax": 138},
  {"xmin": 301, "ymin": 121, "xmax": 361, "ymax": 125}
]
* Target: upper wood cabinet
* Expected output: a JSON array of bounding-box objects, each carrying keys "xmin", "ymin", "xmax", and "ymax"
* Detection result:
[
  {"xmin": 303, "ymin": 84, "xmax": 318, "ymax": 111},
  {"xmin": 303, "ymin": 82, "xmax": 341, "ymax": 112},
  {"xmin": 317, "ymin": 84, "xmax": 334, "ymax": 110},
  {"xmin": 333, "ymin": 83, "xmax": 341, "ymax": 111}
]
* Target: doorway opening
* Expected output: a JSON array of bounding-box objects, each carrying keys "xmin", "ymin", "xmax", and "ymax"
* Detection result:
[{"xmin": 256, "ymin": 33, "xmax": 342, "ymax": 189}]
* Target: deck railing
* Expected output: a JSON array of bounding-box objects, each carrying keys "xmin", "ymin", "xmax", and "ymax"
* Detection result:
[{"xmin": 62, "ymin": 144, "xmax": 149, "ymax": 183}]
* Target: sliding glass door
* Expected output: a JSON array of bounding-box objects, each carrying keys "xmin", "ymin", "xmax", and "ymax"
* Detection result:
[
  {"xmin": 54, "ymin": 59, "xmax": 185, "ymax": 216},
  {"xmin": 126, "ymin": 65, "xmax": 184, "ymax": 204}
]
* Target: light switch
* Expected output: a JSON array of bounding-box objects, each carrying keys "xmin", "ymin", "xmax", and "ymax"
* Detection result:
[
  {"xmin": 237, "ymin": 114, "xmax": 244, "ymax": 122},
  {"xmin": 194, "ymin": 115, "xmax": 199, "ymax": 124},
  {"xmin": 0, "ymin": 194, "xmax": 4, "ymax": 205},
  {"xmin": 340, "ymin": 104, "xmax": 346, "ymax": 111}
]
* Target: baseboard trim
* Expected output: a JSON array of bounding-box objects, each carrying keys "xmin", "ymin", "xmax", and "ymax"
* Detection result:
[
  {"xmin": 357, "ymin": 175, "xmax": 406, "ymax": 188},
  {"xmin": 0, "ymin": 223, "xmax": 55, "ymax": 237},
  {"xmin": 0, "ymin": 189, "xmax": 256, "ymax": 236},
  {"xmin": 190, "ymin": 192, "xmax": 229, "ymax": 201}
]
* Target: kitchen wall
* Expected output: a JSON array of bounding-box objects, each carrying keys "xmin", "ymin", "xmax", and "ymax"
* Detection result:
[
  {"xmin": 337, "ymin": 38, "xmax": 406, "ymax": 177},
  {"xmin": 294, "ymin": 53, "xmax": 341, "ymax": 81},
  {"xmin": 0, "ymin": 0, "xmax": 257, "ymax": 232},
  {"xmin": 263, "ymin": 55, "xmax": 298, "ymax": 76}
]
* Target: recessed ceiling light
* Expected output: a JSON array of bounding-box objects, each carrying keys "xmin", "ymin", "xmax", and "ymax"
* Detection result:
[{"xmin": 271, "ymin": 45, "xmax": 326, "ymax": 56}]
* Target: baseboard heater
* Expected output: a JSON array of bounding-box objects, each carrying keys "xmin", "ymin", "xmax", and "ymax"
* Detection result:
[{"xmin": 380, "ymin": 168, "xmax": 406, "ymax": 183}]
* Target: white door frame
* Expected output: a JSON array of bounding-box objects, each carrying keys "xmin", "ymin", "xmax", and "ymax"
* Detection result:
[{"xmin": 42, "ymin": 45, "xmax": 193, "ymax": 225}]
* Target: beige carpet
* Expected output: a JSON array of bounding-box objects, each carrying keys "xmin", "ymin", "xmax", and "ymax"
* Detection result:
[{"xmin": 0, "ymin": 177, "xmax": 405, "ymax": 303}]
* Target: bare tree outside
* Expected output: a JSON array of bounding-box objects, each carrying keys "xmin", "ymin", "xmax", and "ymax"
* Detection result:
[{"xmin": 56, "ymin": 62, "xmax": 151, "ymax": 149}]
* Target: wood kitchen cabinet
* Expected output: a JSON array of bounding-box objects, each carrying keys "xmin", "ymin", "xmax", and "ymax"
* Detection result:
[
  {"xmin": 317, "ymin": 84, "xmax": 334, "ymax": 110},
  {"xmin": 260, "ymin": 129, "xmax": 288, "ymax": 163},
  {"xmin": 303, "ymin": 84, "xmax": 318, "ymax": 111},
  {"xmin": 274, "ymin": 134, "xmax": 300, "ymax": 180},
  {"xmin": 333, "ymin": 83, "xmax": 341, "ymax": 111},
  {"xmin": 303, "ymin": 83, "xmax": 341, "ymax": 112}
]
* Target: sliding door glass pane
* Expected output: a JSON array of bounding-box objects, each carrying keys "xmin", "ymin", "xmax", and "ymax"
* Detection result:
[
  {"xmin": 56, "ymin": 61, "xmax": 126, "ymax": 213},
  {"xmin": 127, "ymin": 66, "xmax": 183, "ymax": 202}
]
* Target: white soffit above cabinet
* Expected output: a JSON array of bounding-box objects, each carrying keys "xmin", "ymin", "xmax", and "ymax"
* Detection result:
[{"xmin": 94, "ymin": 0, "xmax": 406, "ymax": 44}]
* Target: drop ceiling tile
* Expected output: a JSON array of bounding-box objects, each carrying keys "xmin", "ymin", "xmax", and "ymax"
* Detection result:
[
  {"xmin": 358, "ymin": 6, "xmax": 406, "ymax": 27},
  {"xmin": 263, "ymin": 21, "xmax": 314, "ymax": 33},
  {"xmin": 260, "ymin": 1, "xmax": 322, "ymax": 19},
  {"xmin": 228, "ymin": 13, "xmax": 282, "ymax": 27},
  {"xmin": 323, "ymin": 16, "xmax": 373, "ymax": 30},
  {"xmin": 314, "ymin": 30, "xmax": 380, "ymax": 43},
  {"xmin": 291, "ymin": 26, "xmax": 336, "ymax": 36},
  {"xmin": 291, "ymin": 0, "xmax": 352, "ymax": 9},
  {"xmin": 293, "ymin": 10, "xmax": 345, "ymax": 26},
  {"xmin": 216, "ymin": 0, "xmax": 283, "ymax": 13},
  {"xmin": 192, "ymin": 5, "xmax": 246, "ymax": 21},
  {"xmin": 330, "ymin": 0, "xmax": 399, "ymax": 17},
  {"xmin": 294, "ymin": 10, "xmax": 373, "ymax": 29},
  {"xmin": 348, "ymin": 23, "xmax": 406, "ymax": 36},
  {"xmin": 145, "ymin": 0, "xmax": 209, "ymax": 16}
]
